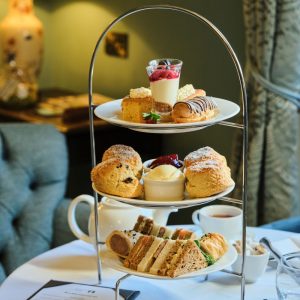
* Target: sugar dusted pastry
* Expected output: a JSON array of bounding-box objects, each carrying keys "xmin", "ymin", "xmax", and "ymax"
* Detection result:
[
  {"xmin": 184, "ymin": 146, "xmax": 227, "ymax": 168},
  {"xmin": 185, "ymin": 160, "xmax": 234, "ymax": 198},
  {"xmin": 102, "ymin": 144, "xmax": 142, "ymax": 178},
  {"xmin": 172, "ymin": 96, "xmax": 218, "ymax": 123},
  {"xmin": 122, "ymin": 87, "xmax": 154, "ymax": 123}
]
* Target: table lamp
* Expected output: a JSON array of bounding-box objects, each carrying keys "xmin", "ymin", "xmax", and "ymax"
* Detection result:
[{"xmin": 0, "ymin": 0, "xmax": 43, "ymax": 108}]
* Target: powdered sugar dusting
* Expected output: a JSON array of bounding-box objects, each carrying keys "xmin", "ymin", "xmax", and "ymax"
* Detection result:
[
  {"xmin": 103, "ymin": 144, "xmax": 141, "ymax": 163},
  {"xmin": 184, "ymin": 146, "xmax": 218, "ymax": 163},
  {"xmin": 188, "ymin": 160, "xmax": 220, "ymax": 172}
]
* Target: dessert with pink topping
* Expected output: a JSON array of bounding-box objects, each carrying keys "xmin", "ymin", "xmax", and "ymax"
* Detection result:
[{"xmin": 146, "ymin": 59, "xmax": 182, "ymax": 118}]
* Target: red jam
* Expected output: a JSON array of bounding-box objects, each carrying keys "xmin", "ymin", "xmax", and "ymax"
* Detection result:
[
  {"xmin": 149, "ymin": 69, "xmax": 179, "ymax": 82},
  {"xmin": 149, "ymin": 154, "xmax": 183, "ymax": 169}
]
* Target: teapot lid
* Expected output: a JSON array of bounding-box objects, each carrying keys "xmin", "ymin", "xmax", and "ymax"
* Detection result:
[{"xmin": 102, "ymin": 197, "xmax": 137, "ymax": 209}]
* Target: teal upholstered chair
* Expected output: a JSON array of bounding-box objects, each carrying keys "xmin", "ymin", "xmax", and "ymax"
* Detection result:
[
  {"xmin": 0, "ymin": 123, "xmax": 89, "ymax": 283},
  {"xmin": 261, "ymin": 217, "xmax": 300, "ymax": 233}
]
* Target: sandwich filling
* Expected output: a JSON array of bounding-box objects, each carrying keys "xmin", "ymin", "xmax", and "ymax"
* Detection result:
[{"xmin": 120, "ymin": 232, "xmax": 228, "ymax": 278}]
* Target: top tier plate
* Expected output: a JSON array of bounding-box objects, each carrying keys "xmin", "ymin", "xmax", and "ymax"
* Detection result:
[{"xmin": 94, "ymin": 98, "xmax": 240, "ymax": 134}]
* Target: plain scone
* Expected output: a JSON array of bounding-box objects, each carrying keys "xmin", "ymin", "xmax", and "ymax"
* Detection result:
[
  {"xmin": 184, "ymin": 146, "xmax": 227, "ymax": 168},
  {"xmin": 185, "ymin": 160, "xmax": 234, "ymax": 198},
  {"xmin": 91, "ymin": 157, "xmax": 143, "ymax": 198}
]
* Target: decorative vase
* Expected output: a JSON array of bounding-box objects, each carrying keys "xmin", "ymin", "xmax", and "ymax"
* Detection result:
[{"xmin": 0, "ymin": 0, "xmax": 43, "ymax": 109}]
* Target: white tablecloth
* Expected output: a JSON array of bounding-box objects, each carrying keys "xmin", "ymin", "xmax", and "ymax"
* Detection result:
[{"xmin": 0, "ymin": 227, "xmax": 297, "ymax": 300}]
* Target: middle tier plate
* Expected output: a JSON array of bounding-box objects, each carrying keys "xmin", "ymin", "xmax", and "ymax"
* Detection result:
[
  {"xmin": 94, "ymin": 98, "xmax": 240, "ymax": 134},
  {"xmin": 93, "ymin": 183, "xmax": 235, "ymax": 208}
]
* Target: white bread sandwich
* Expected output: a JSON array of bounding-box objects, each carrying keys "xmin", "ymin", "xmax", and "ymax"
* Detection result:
[{"xmin": 122, "ymin": 232, "xmax": 228, "ymax": 278}]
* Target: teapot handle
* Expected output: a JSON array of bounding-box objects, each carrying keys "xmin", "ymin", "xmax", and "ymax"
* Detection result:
[
  {"xmin": 152, "ymin": 208, "xmax": 178, "ymax": 226},
  {"xmin": 192, "ymin": 209, "xmax": 201, "ymax": 225},
  {"xmin": 68, "ymin": 194, "xmax": 94, "ymax": 243}
]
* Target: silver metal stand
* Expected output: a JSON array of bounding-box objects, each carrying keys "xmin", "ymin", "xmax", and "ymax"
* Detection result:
[
  {"xmin": 115, "ymin": 274, "xmax": 131, "ymax": 300},
  {"xmin": 88, "ymin": 4, "xmax": 248, "ymax": 299}
]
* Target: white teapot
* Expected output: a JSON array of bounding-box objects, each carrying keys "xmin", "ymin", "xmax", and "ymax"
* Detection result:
[{"xmin": 68, "ymin": 194, "xmax": 177, "ymax": 243}]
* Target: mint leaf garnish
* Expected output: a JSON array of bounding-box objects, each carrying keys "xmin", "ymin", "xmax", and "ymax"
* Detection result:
[{"xmin": 142, "ymin": 111, "xmax": 161, "ymax": 123}]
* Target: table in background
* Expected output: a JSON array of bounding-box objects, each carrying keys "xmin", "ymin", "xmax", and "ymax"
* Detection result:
[
  {"xmin": 0, "ymin": 88, "xmax": 112, "ymax": 133},
  {"xmin": 0, "ymin": 227, "xmax": 295, "ymax": 300},
  {"xmin": 0, "ymin": 89, "xmax": 164, "ymax": 199}
]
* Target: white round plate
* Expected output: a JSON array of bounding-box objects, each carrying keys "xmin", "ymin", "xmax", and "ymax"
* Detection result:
[
  {"xmin": 101, "ymin": 244, "xmax": 237, "ymax": 280},
  {"xmin": 92, "ymin": 183, "xmax": 235, "ymax": 208},
  {"xmin": 94, "ymin": 98, "xmax": 240, "ymax": 134}
]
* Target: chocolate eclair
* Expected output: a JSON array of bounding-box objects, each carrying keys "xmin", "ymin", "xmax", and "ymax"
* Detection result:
[{"xmin": 172, "ymin": 96, "xmax": 218, "ymax": 123}]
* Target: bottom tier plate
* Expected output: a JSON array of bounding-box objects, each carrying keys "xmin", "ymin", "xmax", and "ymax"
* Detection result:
[{"xmin": 101, "ymin": 244, "xmax": 237, "ymax": 280}]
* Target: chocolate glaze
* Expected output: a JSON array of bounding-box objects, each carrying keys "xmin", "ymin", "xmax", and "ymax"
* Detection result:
[{"xmin": 174, "ymin": 96, "xmax": 217, "ymax": 114}]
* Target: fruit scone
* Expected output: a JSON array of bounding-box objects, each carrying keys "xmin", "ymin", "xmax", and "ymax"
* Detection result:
[{"xmin": 91, "ymin": 144, "xmax": 143, "ymax": 198}]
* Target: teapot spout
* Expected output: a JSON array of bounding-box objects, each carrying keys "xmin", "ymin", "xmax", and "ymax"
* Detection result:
[{"xmin": 151, "ymin": 208, "xmax": 178, "ymax": 226}]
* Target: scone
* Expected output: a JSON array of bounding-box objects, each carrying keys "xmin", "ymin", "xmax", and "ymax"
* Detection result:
[
  {"xmin": 185, "ymin": 160, "xmax": 234, "ymax": 198},
  {"xmin": 172, "ymin": 96, "xmax": 218, "ymax": 123},
  {"xmin": 122, "ymin": 87, "xmax": 154, "ymax": 123},
  {"xmin": 184, "ymin": 146, "xmax": 227, "ymax": 168},
  {"xmin": 91, "ymin": 157, "xmax": 143, "ymax": 198},
  {"xmin": 102, "ymin": 144, "xmax": 143, "ymax": 178}
]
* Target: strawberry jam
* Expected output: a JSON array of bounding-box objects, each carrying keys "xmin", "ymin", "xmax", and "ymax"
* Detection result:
[{"xmin": 149, "ymin": 154, "xmax": 183, "ymax": 169}]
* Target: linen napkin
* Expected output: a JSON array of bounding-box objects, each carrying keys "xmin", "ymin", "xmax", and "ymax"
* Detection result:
[{"xmin": 271, "ymin": 236, "xmax": 300, "ymax": 256}]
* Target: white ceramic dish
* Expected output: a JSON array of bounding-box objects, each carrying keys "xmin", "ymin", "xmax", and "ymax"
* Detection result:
[
  {"xmin": 92, "ymin": 183, "xmax": 235, "ymax": 208},
  {"xmin": 94, "ymin": 98, "xmax": 240, "ymax": 134},
  {"xmin": 101, "ymin": 244, "xmax": 237, "ymax": 280},
  {"xmin": 143, "ymin": 174, "xmax": 185, "ymax": 201},
  {"xmin": 231, "ymin": 250, "xmax": 270, "ymax": 283}
]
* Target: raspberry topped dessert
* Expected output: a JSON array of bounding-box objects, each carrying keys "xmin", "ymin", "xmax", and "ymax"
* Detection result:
[{"xmin": 146, "ymin": 59, "xmax": 182, "ymax": 120}]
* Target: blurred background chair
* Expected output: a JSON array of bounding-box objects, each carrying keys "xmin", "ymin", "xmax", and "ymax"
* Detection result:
[
  {"xmin": 0, "ymin": 123, "xmax": 89, "ymax": 284},
  {"xmin": 261, "ymin": 217, "xmax": 300, "ymax": 233}
]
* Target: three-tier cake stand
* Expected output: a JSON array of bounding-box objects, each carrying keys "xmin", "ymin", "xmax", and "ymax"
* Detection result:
[{"xmin": 87, "ymin": 5, "xmax": 248, "ymax": 300}]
